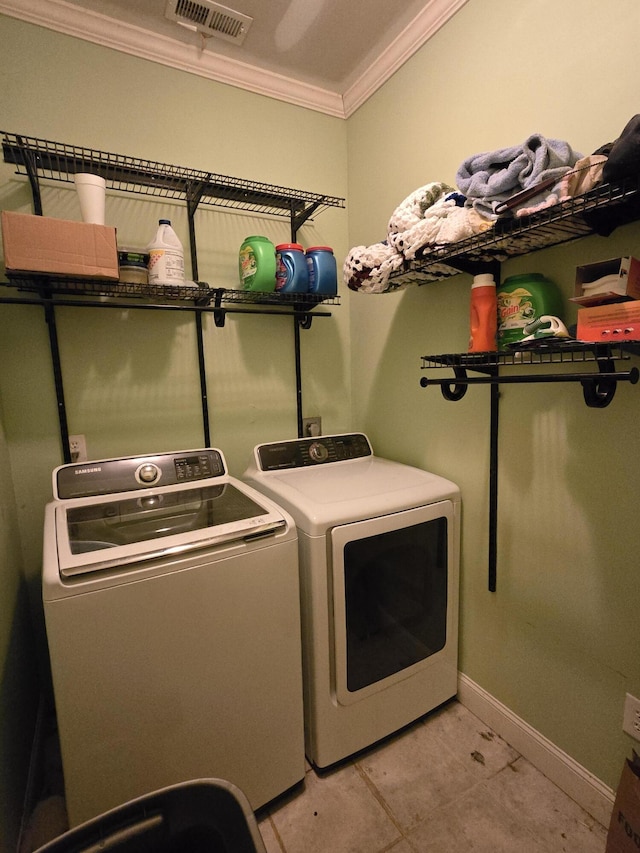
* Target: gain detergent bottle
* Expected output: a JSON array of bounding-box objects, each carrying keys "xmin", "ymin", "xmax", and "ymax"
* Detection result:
[{"xmin": 497, "ymin": 273, "xmax": 563, "ymax": 348}]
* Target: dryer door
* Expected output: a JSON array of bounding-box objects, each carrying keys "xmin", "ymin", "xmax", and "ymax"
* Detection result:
[{"xmin": 331, "ymin": 501, "xmax": 455, "ymax": 706}]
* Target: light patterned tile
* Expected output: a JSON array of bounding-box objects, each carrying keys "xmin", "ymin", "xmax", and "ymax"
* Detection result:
[
  {"xmin": 356, "ymin": 716, "xmax": 479, "ymax": 831},
  {"xmin": 406, "ymin": 778, "xmax": 550, "ymax": 853},
  {"xmin": 386, "ymin": 840, "xmax": 415, "ymax": 852},
  {"xmin": 423, "ymin": 699, "xmax": 520, "ymax": 776},
  {"xmin": 268, "ymin": 763, "xmax": 402, "ymax": 853},
  {"xmin": 486, "ymin": 757, "xmax": 607, "ymax": 853},
  {"xmin": 256, "ymin": 702, "xmax": 608, "ymax": 853},
  {"xmin": 257, "ymin": 814, "xmax": 283, "ymax": 853}
]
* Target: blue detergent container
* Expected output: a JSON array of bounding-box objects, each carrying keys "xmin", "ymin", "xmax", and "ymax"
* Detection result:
[
  {"xmin": 275, "ymin": 243, "xmax": 309, "ymax": 293},
  {"xmin": 306, "ymin": 246, "xmax": 337, "ymax": 295}
]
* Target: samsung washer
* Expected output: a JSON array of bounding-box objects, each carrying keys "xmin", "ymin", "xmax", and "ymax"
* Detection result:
[
  {"xmin": 43, "ymin": 448, "xmax": 305, "ymax": 827},
  {"xmin": 244, "ymin": 433, "xmax": 461, "ymax": 769}
]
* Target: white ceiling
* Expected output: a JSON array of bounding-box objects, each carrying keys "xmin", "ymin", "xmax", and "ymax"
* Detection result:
[{"xmin": 0, "ymin": 0, "xmax": 469, "ymax": 117}]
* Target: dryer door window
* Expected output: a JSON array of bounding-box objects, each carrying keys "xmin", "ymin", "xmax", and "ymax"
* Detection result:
[{"xmin": 331, "ymin": 501, "xmax": 452, "ymax": 705}]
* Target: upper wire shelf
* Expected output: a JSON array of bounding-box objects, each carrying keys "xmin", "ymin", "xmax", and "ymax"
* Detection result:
[
  {"xmin": 1, "ymin": 131, "xmax": 345, "ymax": 224},
  {"xmin": 392, "ymin": 177, "xmax": 640, "ymax": 285}
]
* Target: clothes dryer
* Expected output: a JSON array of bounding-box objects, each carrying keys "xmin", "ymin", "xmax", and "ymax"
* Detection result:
[
  {"xmin": 244, "ymin": 433, "xmax": 460, "ymax": 769},
  {"xmin": 43, "ymin": 448, "xmax": 305, "ymax": 827}
]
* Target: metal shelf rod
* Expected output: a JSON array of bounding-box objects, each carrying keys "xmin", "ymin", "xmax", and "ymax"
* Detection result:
[
  {"xmin": 0, "ymin": 296, "xmax": 332, "ymax": 318},
  {"xmin": 421, "ymin": 369, "xmax": 639, "ymax": 387}
]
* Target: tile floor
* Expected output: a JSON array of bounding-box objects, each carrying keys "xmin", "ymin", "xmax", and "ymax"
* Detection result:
[{"xmin": 255, "ymin": 700, "xmax": 609, "ymax": 853}]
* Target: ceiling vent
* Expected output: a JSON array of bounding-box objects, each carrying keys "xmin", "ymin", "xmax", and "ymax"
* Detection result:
[{"xmin": 165, "ymin": 0, "xmax": 253, "ymax": 45}]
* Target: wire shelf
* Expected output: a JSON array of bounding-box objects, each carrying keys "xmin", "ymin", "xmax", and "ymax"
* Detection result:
[
  {"xmin": 392, "ymin": 178, "xmax": 640, "ymax": 285},
  {"xmin": 211, "ymin": 288, "xmax": 340, "ymax": 307},
  {"xmin": 1, "ymin": 274, "xmax": 340, "ymax": 308},
  {"xmin": 1, "ymin": 131, "xmax": 345, "ymax": 221},
  {"xmin": 421, "ymin": 341, "xmax": 640, "ymax": 371}
]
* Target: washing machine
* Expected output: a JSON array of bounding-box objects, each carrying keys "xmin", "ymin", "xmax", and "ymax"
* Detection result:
[
  {"xmin": 243, "ymin": 433, "xmax": 461, "ymax": 769},
  {"xmin": 42, "ymin": 448, "xmax": 305, "ymax": 827}
]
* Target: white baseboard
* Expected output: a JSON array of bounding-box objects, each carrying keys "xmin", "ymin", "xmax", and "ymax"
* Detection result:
[{"xmin": 457, "ymin": 673, "xmax": 615, "ymax": 828}]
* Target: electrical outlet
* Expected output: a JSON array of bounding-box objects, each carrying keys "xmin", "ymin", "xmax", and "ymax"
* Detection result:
[
  {"xmin": 302, "ymin": 417, "xmax": 322, "ymax": 438},
  {"xmin": 623, "ymin": 693, "xmax": 640, "ymax": 741},
  {"xmin": 69, "ymin": 434, "xmax": 88, "ymax": 463}
]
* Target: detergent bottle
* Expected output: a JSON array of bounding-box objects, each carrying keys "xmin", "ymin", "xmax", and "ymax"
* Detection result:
[
  {"xmin": 275, "ymin": 243, "xmax": 308, "ymax": 293},
  {"xmin": 306, "ymin": 246, "xmax": 338, "ymax": 295},
  {"xmin": 146, "ymin": 219, "xmax": 185, "ymax": 284},
  {"xmin": 497, "ymin": 273, "xmax": 563, "ymax": 348},
  {"xmin": 239, "ymin": 236, "xmax": 277, "ymax": 292},
  {"xmin": 468, "ymin": 273, "xmax": 497, "ymax": 352}
]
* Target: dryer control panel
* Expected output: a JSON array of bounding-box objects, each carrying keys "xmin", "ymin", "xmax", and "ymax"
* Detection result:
[
  {"xmin": 55, "ymin": 449, "xmax": 226, "ymax": 500},
  {"xmin": 256, "ymin": 433, "xmax": 372, "ymax": 471}
]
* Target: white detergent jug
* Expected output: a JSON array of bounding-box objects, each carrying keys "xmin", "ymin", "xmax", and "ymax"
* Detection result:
[{"xmin": 146, "ymin": 219, "xmax": 185, "ymax": 284}]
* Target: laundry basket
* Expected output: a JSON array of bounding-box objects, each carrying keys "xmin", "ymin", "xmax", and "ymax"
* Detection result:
[{"xmin": 34, "ymin": 779, "xmax": 267, "ymax": 853}]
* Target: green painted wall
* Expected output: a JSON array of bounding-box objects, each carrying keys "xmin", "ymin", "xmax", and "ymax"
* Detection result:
[
  {"xmin": 0, "ymin": 16, "xmax": 350, "ymax": 561},
  {"xmin": 0, "ymin": 401, "xmax": 39, "ymax": 851},
  {"xmin": 346, "ymin": 0, "xmax": 640, "ymax": 790},
  {"xmin": 0, "ymin": 15, "xmax": 349, "ymax": 850},
  {"xmin": 2, "ymin": 1, "xmax": 640, "ymax": 845}
]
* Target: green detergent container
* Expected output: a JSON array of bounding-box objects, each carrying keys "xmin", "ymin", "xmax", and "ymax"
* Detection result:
[
  {"xmin": 497, "ymin": 273, "xmax": 564, "ymax": 348},
  {"xmin": 239, "ymin": 235, "xmax": 276, "ymax": 292}
]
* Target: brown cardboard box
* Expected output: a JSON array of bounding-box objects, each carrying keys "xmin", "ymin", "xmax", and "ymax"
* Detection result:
[
  {"xmin": 1, "ymin": 211, "xmax": 119, "ymax": 279},
  {"xmin": 571, "ymin": 257, "xmax": 640, "ymax": 306},
  {"xmin": 606, "ymin": 754, "xmax": 640, "ymax": 853},
  {"xmin": 577, "ymin": 300, "xmax": 640, "ymax": 342}
]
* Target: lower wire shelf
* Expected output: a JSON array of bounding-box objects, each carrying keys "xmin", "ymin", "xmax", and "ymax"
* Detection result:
[
  {"xmin": 421, "ymin": 341, "xmax": 640, "ymax": 592},
  {"xmin": 1, "ymin": 275, "xmax": 340, "ymax": 327},
  {"xmin": 420, "ymin": 341, "xmax": 640, "ymax": 408}
]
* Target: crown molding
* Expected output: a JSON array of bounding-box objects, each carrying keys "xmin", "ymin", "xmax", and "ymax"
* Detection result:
[
  {"xmin": 0, "ymin": 0, "xmax": 468, "ymax": 119},
  {"xmin": 0, "ymin": 0, "xmax": 346, "ymax": 117},
  {"xmin": 343, "ymin": 0, "xmax": 470, "ymax": 117}
]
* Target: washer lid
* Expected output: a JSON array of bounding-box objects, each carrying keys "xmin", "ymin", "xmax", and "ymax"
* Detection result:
[{"xmin": 54, "ymin": 479, "xmax": 287, "ymax": 578}]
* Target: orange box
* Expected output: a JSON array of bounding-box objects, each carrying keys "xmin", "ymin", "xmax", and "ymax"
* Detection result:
[
  {"xmin": 1, "ymin": 210, "xmax": 118, "ymax": 279},
  {"xmin": 577, "ymin": 300, "xmax": 640, "ymax": 342}
]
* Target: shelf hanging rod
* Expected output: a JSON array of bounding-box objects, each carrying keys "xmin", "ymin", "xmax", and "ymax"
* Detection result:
[{"xmin": 420, "ymin": 369, "xmax": 639, "ymax": 388}]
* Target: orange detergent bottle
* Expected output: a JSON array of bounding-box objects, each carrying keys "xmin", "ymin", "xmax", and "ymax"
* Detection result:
[{"xmin": 468, "ymin": 273, "xmax": 498, "ymax": 352}]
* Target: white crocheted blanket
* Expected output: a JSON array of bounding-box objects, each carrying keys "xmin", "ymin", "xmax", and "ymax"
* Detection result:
[{"xmin": 344, "ymin": 182, "xmax": 493, "ymax": 293}]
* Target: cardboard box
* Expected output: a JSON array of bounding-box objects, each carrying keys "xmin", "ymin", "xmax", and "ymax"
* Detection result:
[
  {"xmin": 571, "ymin": 257, "xmax": 640, "ymax": 306},
  {"xmin": 1, "ymin": 211, "xmax": 118, "ymax": 280},
  {"xmin": 577, "ymin": 300, "xmax": 640, "ymax": 342},
  {"xmin": 606, "ymin": 754, "xmax": 640, "ymax": 853}
]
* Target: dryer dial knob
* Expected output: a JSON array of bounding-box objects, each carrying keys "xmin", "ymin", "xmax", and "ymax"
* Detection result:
[
  {"xmin": 309, "ymin": 441, "xmax": 329, "ymax": 463},
  {"xmin": 137, "ymin": 463, "xmax": 160, "ymax": 484}
]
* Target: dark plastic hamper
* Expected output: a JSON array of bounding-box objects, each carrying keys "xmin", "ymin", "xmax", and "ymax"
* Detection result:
[{"xmin": 34, "ymin": 779, "xmax": 267, "ymax": 853}]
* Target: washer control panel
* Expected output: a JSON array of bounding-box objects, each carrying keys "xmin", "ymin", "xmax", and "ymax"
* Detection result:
[
  {"xmin": 55, "ymin": 449, "xmax": 225, "ymax": 500},
  {"xmin": 256, "ymin": 433, "xmax": 372, "ymax": 471}
]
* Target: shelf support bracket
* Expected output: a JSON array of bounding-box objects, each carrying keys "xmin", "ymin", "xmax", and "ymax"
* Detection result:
[
  {"xmin": 439, "ymin": 367, "xmax": 469, "ymax": 401},
  {"xmin": 294, "ymin": 316, "xmax": 304, "ymax": 437},
  {"xmin": 291, "ymin": 200, "xmax": 320, "ymax": 240},
  {"xmin": 17, "ymin": 136, "xmax": 43, "ymax": 216},
  {"xmin": 581, "ymin": 355, "xmax": 626, "ymax": 408},
  {"xmin": 185, "ymin": 179, "xmax": 209, "ymax": 280},
  {"xmin": 296, "ymin": 311, "xmax": 313, "ymax": 330},
  {"xmin": 489, "ymin": 380, "xmax": 499, "ymax": 592},
  {"xmin": 42, "ymin": 297, "xmax": 71, "ymax": 463},
  {"xmin": 211, "ymin": 289, "xmax": 226, "ymax": 328}
]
